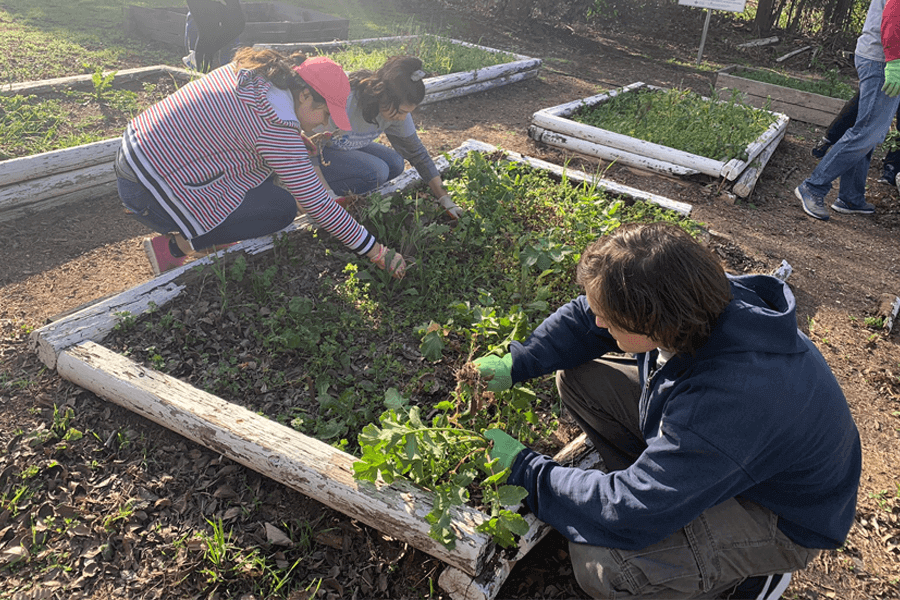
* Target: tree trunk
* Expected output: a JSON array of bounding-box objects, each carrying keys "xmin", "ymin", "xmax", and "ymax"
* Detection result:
[{"xmin": 754, "ymin": 0, "xmax": 779, "ymax": 36}]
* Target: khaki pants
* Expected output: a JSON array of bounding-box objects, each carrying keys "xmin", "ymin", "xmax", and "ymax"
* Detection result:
[{"xmin": 557, "ymin": 358, "xmax": 820, "ymax": 598}]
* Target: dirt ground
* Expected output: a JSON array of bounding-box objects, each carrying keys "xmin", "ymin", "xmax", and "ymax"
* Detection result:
[{"xmin": 1, "ymin": 1, "xmax": 899, "ymax": 599}]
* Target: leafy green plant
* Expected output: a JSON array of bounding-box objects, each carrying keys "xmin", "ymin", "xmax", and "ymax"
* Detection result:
[
  {"xmin": 89, "ymin": 67, "xmax": 116, "ymax": 104},
  {"xmin": 865, "ymin": 316, "xmax": 885, "ymax": 328},
  {"xmin": 573, "ymin": 86, "xmax": 779, "ymax": 162}
]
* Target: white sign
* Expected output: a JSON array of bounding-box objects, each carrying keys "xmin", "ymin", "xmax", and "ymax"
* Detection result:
[{"xmin": 678, "ymin": 0, "xmax": 747, "ymax": 12}]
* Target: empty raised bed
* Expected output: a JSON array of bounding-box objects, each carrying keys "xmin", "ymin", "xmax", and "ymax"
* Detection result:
[
  {"xmin": 528, "ymin": 82, "xmax": 789, "ymax": 199},
  {"xmin": 30, "ymin": 139, "xmax": 690, "ymax": 600},
  {"xmin": 0, "ymin": 65, "xmax": 194, "ymax": 222},
  {"xmin": 125, "ymin": 2, "xmax": 349, "ymax": 48},
  {"xmin": 257, "ymin": 35, "xmax": 541, "ymax": 105},
  {"xmin": 715, "ymin": 65, "xmax": 855, "ymax": 127}
]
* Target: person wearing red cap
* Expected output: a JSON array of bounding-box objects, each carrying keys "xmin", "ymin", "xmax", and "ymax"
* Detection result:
[
  {"xmin": 316, "ymin": 56, "xmax": 463, "ymax": 220},
  {"xmin": 114, "ymin": 47, "xmax": 406, "ymax": 278}
]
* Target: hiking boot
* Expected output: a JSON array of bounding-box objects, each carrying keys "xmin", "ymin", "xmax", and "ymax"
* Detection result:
[
  {"xmin": 811, "ymin": 137, "xmax": 831, "ymax": 159},
  {"xmin": 144, "ymin": 235, "xmax": 188, "ymax": 276},
  {"xmin": 877, "ymin": 164, "xmax": 897, "ymax": 185},
  {"xmin": 719, "ymin": 572, "xmax": 792, "ymax": 599},
  {"xmin": 831, "ymin": 198, "xmax": 875, "ymax": 215},
  {"xmin": 794, "ymin": 183, "xmax": 830, "ymax": 221}
]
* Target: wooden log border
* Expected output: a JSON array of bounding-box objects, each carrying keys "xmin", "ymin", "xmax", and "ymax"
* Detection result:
[
  {"xmin": 715, "ymin": 66, "xmax": 850, "ymax": 128},
  {"xmin": 528, "ymin": 82, "xmax": 789, "ymax": 194},
  {"xmin": 0, "ymin": 66, "xmax": 196, "ymax": 223},
  {"xmin": 256, "ymin": 36, "xmax": 541, "ymax": 106},
  {"xmin": 30, "ymin": 139, "xmax": 689, "ymax": 600}
]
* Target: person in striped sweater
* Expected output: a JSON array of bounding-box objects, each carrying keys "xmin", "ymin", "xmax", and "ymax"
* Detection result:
[{"xmin": 115, "ymin": 47, "xmax": 406, "ymax": 278}]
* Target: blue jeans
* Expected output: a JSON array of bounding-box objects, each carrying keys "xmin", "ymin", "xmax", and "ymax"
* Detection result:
[
  {"xmin": 318, "ymin": 143, "xmax": 406, "ymax": 195},
  {"xmin": 804, "ymin": 56, "xmax": 900, "ymax": 208},
  {"xmin": 117, "ymin": 175, "xmax": 297, "ymax": 249}
]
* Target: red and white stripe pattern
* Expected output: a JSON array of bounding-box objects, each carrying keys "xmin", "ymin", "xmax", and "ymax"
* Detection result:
[{"xmin": 122, "ymin": 65, "xmax": 374, "ymax": 255}]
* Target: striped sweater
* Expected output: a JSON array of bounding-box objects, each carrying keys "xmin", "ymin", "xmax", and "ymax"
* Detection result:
[{"xmin": 120, "ymin": 64, "xmax": 375, "ymax": 255}]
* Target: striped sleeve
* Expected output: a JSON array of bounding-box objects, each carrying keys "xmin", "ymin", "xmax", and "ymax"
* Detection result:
[{"xmin": 258, "ymin": 129, "xmax": 376, "ymax": 255}]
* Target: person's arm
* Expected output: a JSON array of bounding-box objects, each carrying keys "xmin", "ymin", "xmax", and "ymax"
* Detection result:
[
  {"xmin": 384, "ymin": 116, "xmax": 440, "ymax": 189},
  {"xmin": 509, "ymin": 295, "xmax": 620, "ymax": 383}
]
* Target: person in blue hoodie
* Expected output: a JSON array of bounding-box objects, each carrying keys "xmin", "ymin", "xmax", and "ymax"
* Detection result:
[{"xmin": 474, "ymin": 222, "xmax": 861, "ymax": 599}]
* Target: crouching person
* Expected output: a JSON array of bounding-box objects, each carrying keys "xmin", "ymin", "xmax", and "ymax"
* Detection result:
[{"xmin": 474, "ymin": 222, "xmax": 860, "ymax": 599}]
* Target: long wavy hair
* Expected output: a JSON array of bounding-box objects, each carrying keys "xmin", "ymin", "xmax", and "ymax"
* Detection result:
[
  {"xmin": 349, "ymin": 56, "xmax": 426, "ymax": 124},
  {"xmin": 231, "ymin": 47, "xmax": 325, "ymax": 104}
]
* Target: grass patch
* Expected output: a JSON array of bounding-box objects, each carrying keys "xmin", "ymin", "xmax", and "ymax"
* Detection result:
[
  {"xmin": 732, "ymin": 67, "xmax": 855, "ymax": 100},
  {"xmin": 573, "ymin": 87, "xmax": 779, "ymax": 162}
]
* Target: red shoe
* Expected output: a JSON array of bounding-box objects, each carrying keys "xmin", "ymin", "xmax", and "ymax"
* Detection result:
[{"xmin": 143, "ymin": 235, "xmax": 188, "ymax": 275}]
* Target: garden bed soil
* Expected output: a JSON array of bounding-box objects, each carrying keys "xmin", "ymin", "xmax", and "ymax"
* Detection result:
[{"xmin": 1, "ymin": 1, "xmax": 899, "ymax": 599}]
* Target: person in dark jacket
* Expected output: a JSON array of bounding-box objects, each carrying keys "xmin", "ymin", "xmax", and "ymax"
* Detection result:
[
  {"xmin": 474, "ymin": 222, "xmax": 861, "ymax": 599},
  {"xmin": 184, "ymin": 0, "xmax": 245, "ymax": 73}
]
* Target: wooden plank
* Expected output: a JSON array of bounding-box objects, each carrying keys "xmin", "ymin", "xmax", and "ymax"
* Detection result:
[
  {"xmin": 731, "ymin": 127, "xmax": 787, "ymax": 198},
  {"xmin": 55, "ymin": 341, "xmax": 493, "ymax": 577},
  {"xmin": 422, "ymin": 69, "xmax": 539, "ymax": 105},
  {"xmin": 0, "ymin": 162, "xmax": 117, "ymax": 210},
  {"xmin": 0, "ymin": 182, "xmax": 117, "ymax": 224},
  {"xmin": 1, "ymin": 65, "xmax": 194, "ymax": 96},
  {"xmin": 0, "ymin": 138, "xmax": 118, "ymax": 187},
  {"xmin": 528, "ymin": 125, "xmax": 704, "ymax": 179}
]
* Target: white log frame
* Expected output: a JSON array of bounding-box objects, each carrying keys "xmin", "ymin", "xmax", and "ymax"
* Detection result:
[
  {"xmin": 255, "ymin": 36, "xmax": 541, "ymax": 105},
  {"xmin": 0, "ymin": 66, "xmax": 196, "ymax": 222},
  {"xmin": 30, "ymin": 140, "xmax": 690, "ymax": 600},
  {"xmin": 528, "ymin": 82, "xmax": 789, "ymax": 186}
]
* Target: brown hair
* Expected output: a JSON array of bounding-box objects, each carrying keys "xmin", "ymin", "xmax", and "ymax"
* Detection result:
[
  {"xmin": 576, "ymin": 222, "xmax": 732, "ymax": 355},
  {"xmin": 349, "ymin": 56, "xmax": 426, "ymax": 124},
  {"xmin": 231, "ymin": 47, "xmax": 325, "ymax": 104}
]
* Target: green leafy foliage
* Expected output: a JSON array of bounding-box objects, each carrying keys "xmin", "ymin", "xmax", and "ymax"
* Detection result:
[{"xmin": 574, "ymin": 86, "xmax": 779, "ymax": 162}]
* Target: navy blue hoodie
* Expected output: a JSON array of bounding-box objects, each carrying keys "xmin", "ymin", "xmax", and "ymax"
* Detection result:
[{"xmin": 506, "ymin": 274, "xmax": 861, "ymax": 551}]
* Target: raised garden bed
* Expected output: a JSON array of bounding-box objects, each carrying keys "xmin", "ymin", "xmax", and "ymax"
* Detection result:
[
  {"xmin": 0, "ymin": 65, "xmax": 194, "ymax": 223},
  {"xmin": 257, "ymin": 36, "xmax": 541, "ymax": 105},
  {"xmin": 528, "ymin": 82, "xmax": 789, "ymax": 199},
  {"xmin": 715, "ymin": 65, "xmax": 854, "ymax": 127},
  {"xmin": 30, "ymin": 139, "xmax": 690, "ymax": 600},
  {"xmin": 125, "ymin": 2, "xmax": 349, "ymax": 49}
]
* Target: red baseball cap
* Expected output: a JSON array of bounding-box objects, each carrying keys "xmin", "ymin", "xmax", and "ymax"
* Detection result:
[{"xmin": 293, "ymin": 57, "xmax": 351, "ymax": 131}]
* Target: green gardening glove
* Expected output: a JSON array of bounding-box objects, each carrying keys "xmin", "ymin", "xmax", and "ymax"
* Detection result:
[
  {"xmin": 484, "ymin": 429, "xmax": 526, "ymax": 470},
  {"xmin": 472, "ymin": 354, "xmax": 513, "ymax": 392},
  {"xmin": 884, "ymin": 60, "xmax": 900, "ymax": 97}
]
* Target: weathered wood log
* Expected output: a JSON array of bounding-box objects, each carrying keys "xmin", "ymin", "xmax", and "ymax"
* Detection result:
[
  {"xmin": 720, "ymin": 114, "xmax": 789, "ymax": 181},
  {"xmin": 0, "ymin": 65, "xmax": 194, "ymax": 96},
  {"xmin": 528, "ymin": 124, "xmax": 703, "ymax": 179},
  {"xmin": 56, "ymin": 341, "xmax": 494, "ymax": 576},
  {"xmin": 737, "ymin": 36, "xmax": 779, "ymax": 48},
  {"xmin": 731, "ymin": 127, "xmax": 787, "ymax": 198},
  {"xmin": 0, "ymin": 162, "xmax": 116, "ymax": 212},
  {"xmin": 0, "ymin": 138, "xmax": 119, "ymax": 188},
  {"xmin": 0, "ymin": 181, "xmax": 117, "ymax": 224},
  {"xmin": 256, "ymin": 36, "xmax": 541, "ymax": 105},
  {"xmin": 776, "ymin": 45, "xmax": 814, "ymax": 63}
]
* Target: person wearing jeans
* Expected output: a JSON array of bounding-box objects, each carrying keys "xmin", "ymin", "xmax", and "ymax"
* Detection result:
[
  {"xmin": 473, "ymin": 223, "xmax": 860, "ymax": 599},
  {"xmin": 812, "ymin": 88, "xmax": 900, "ymax": 185},
  {"xmin": 795, "ymin": 0, "xmax": 900, "ymax": 220}
]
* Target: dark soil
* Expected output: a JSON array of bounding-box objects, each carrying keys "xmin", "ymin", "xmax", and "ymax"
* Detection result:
[{"xmin": 1, "ymin": 1, "xmax": 899, "ymax": 599}]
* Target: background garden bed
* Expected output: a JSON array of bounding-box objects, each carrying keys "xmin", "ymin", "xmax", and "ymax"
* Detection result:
[
  {"xmin": 126, "ymin": 2, "xmax": 350, "ymax": 48},
  {"xmin": 528, "ymin": 82, "xmax": 789, "ymax": 199},
  {"xmin": 258, "ymin": 35, "xmax": 541, "ymax": 105},
  {"xmin": 715, "ymin": 65, "xmax": 852, "ymax": 127},
  {"xmin": 0, "ymin": 65, "xmax": 193, "ymax": 222}
]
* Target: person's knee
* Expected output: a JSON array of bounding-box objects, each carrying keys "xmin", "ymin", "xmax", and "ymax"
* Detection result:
[{"xmin": 384, "ymin": 154, "xmax": 405, "ymax": 180}]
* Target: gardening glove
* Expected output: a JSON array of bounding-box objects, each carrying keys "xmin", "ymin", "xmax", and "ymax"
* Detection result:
[
  {"xmin": 484, "ymin": 429, "xmax": 526, "ymax": 470},
  {"xmin": 472, "ymin": 354, "xmax": 513, "ymax": 392},
  {"xmin": 369, "ymin": 243, "xmax": 407, "ymax": 280},
  {"xmin": 883, "ymin": 60, "xmax": 900, "ymax": 97},
  {"xmin": 437, "ymin": 194, "xmax": 463, "ymax": 219}
]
